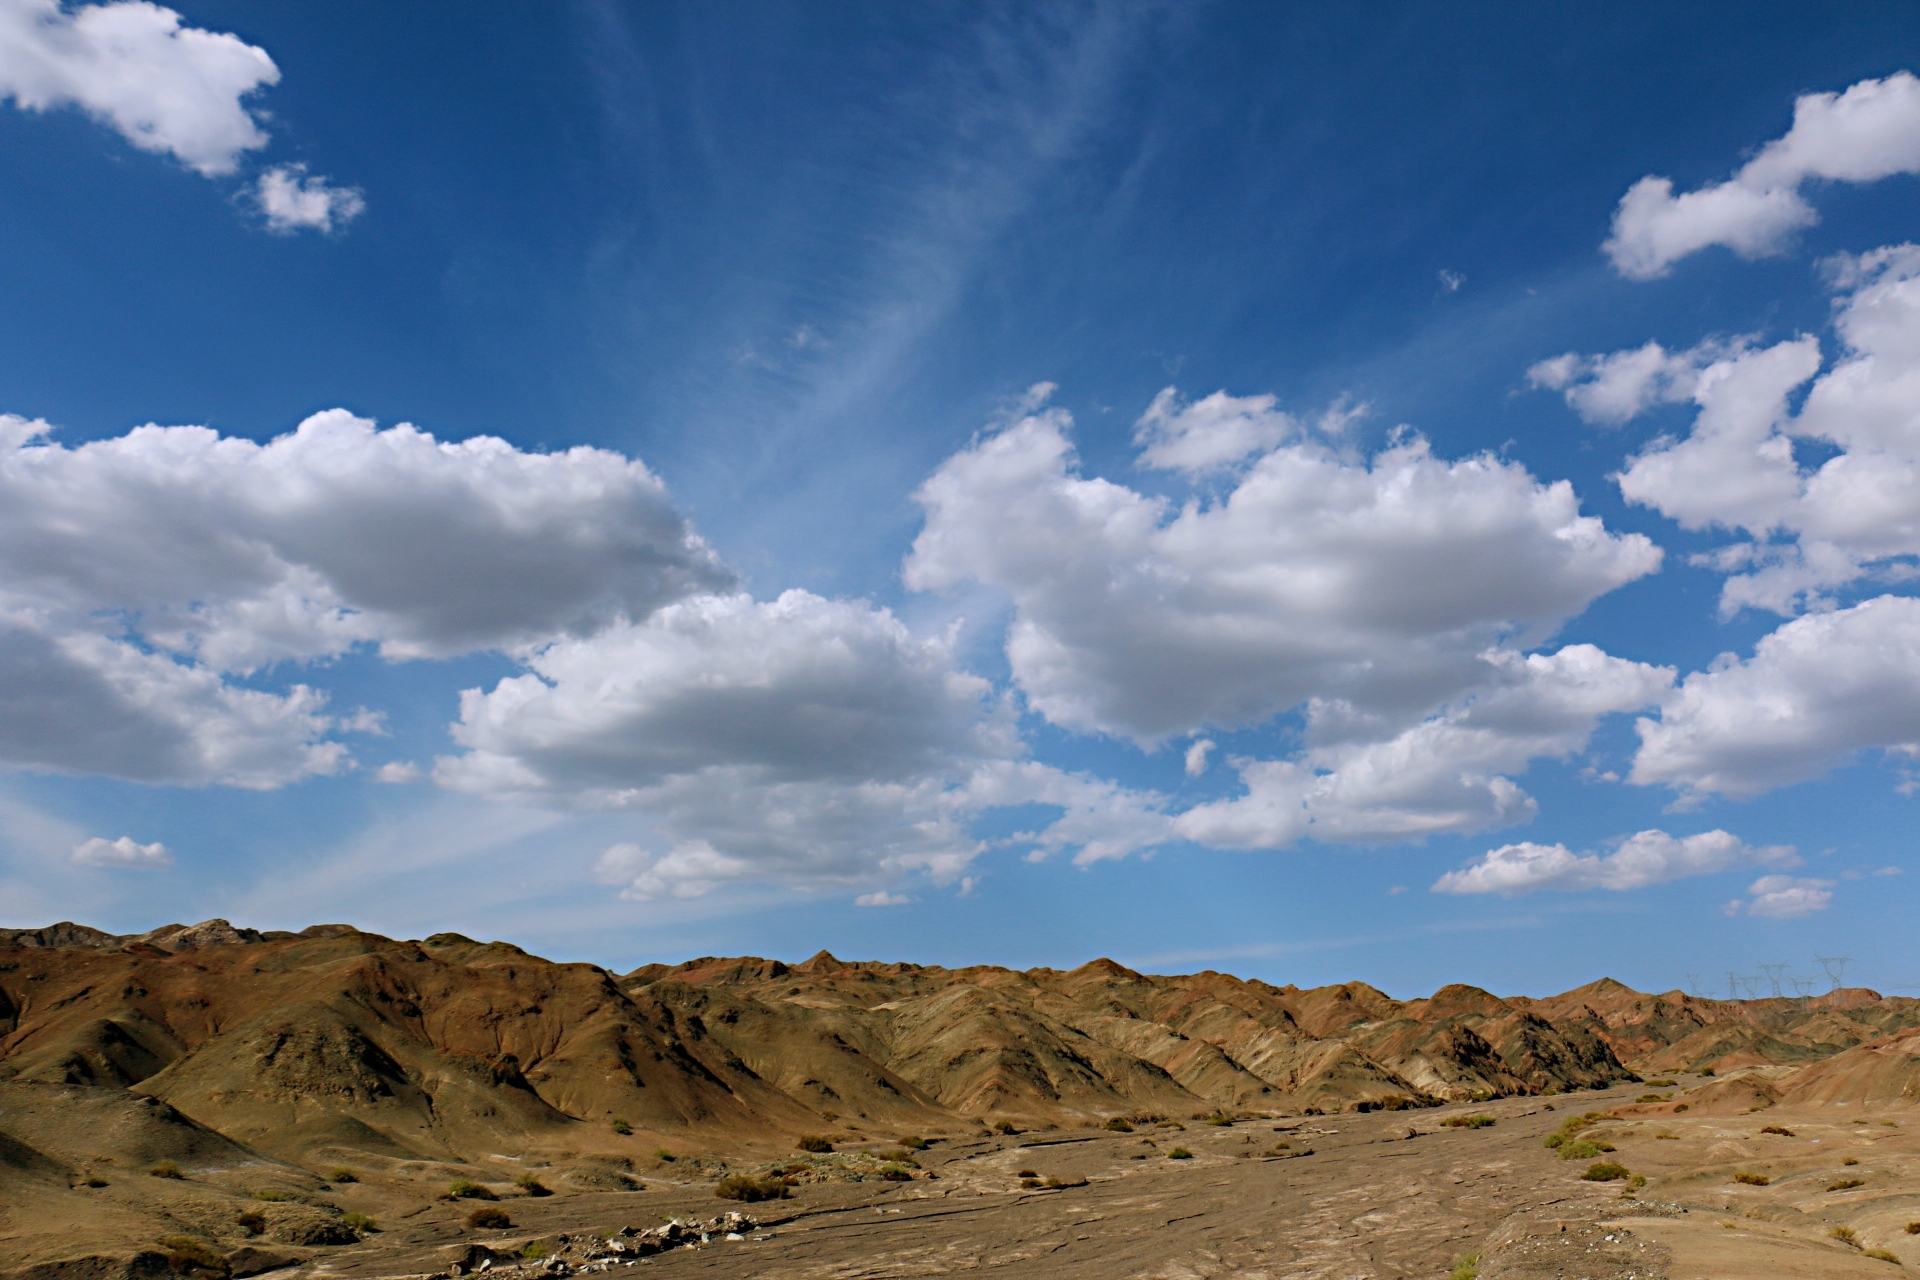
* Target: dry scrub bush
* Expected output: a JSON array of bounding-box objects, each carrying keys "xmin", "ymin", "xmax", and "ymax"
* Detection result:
[
  {"xmin": 1104, "ymin": 1117, "xmax": 1134, "ymax": 1132},
  {"xmin": 467, "ymin": 1206, "xmax": 512, "ymax": 1230},
  {"xmin": 1829, "ymin": 1178, "xmax": 1867, "ymax": 1191},
  {"xmin": 1865, "ymin": 1248, "xmax": 1901, "ymax": 1263},
  {"xmin": 515, "ymin": 1172, "xmax": 552, "ymax": 1196},
  {"xmin": 1760, "ymin": 1125, "xmax": 1794, "ymax": 1136},
  {"xmin": 448, "ymin": 1178, "xmax": 495, "ymax": 1200},
  {"xmin": 1581, "ymin": 1161, "xmax": 1630, "ymax": 1181},
  {"xmin": 1732, "ymin": 1171, "xmax": 1770, "ymax": 1186},
  {"xmin": 715, "ymin": 1174, "xmax": 791, "ymax": 1202},
  {"xmin": 1647, "ymin": 1079, "xmax": 1676, "ymax": 1087},
  {"xmin": 148, "ymin": 1161, "xmax": 184, "ymax": 1179},
  {"xmin": 899, "ymin": 1135, "xmax": 929, "ymax": 1150},
  {"xmin": 1167, "ymin": 1147, "xmax": 1193, "ymax": 1160},
  {"xmin": 1907, "ymin": 1222, "xmax": 1920, "ymax": 1234},
  {"xmin": 609, "ymin": 1117, "xmax": 632, "ymax": 1135},
  {"xmin": 158, "ymin": 1235, "xmax": 226, "ymax": 1276},
  {"xmin": 1844, "ymin": 1156, "xmax": 1861, "ymax": 1166},
  {"xmin": 342, "ymin": 1210, "xmax": 377, "ymax": 1233},
  {"xmin": 1449, "ymin": 1253, "xmax": 1480, "ymax": 1280},
  {"xmin": 235, "ymin": 1211, "xmax": 265, "ymax": 1236},
  {"xmin": 1443, "ymin": 1115, "xmax": 1495, "ymax": 1129},
  {"xmin": 796, "ymin": 1135, "xmax": 833, "ymax": 1153},
  {"xmin": 1832, "ymin": 1226, "xmax": 1858, "ymax": 1245},
  {"xmin": 653, "ymin": 1148, "xmax": 676, "ymax": 1162}
]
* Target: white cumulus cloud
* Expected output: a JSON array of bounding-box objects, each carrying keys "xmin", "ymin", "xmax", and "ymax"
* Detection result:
[
  {"xmin": 1548, "ymin": 246, "xmax": 1920, "ymax": 619},
  {"xmin": 0, "ymin": 0, "xmax": 277, "ymax": 175},
  {"xmin": 1132, "ymin": 386, "xmax": 1300, "ymax": 474},
  {"xmin": 253, "ymin": 163, "xmax": 364, "ymax": 233},
  {"xmin": 1605, "ymin": 72, "xmax": 1920, "ymax": 279},
  {"xmin": 1175, "ymin": 644, "xmax": 1673, "ymax": 848},
  {"xmin": 855, "ymin": 890, "xmax": 909, "ymax": 907},
  {"xmin": 1433, "ymin": 828, "xmax": 1795, "ymax": 896},
  {"xmin": 0, "ymin": 408, "xmax": 727, "ymax": 786},
  {"xmin": 440, "ymin": 589, "xmax": 1174, "ymax": 896},
  {"xmin": 1729, "ymin": 874, "xmax": 1835, "ymax": 919},
  {"xmin": 906, "ymin": 388, "xmax": 1661, "ymax": 744},
  {"xmin": 1632, "ymin": 595, "xmax": 1920, "ymax": 799},
  {"xmin": 70, "ymin": 834, "xmax": 172, "ymax": 867}
]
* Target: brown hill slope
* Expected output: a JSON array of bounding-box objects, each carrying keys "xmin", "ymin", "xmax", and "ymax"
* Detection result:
[{"xmin": 1512, "ymin": 977, "xmax": 1920, "ymax": 1074}]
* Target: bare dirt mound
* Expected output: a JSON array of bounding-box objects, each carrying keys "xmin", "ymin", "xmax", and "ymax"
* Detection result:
[{"xmin": 1780, "ymin": 1025, "xmax": 1920, "ymax": 1108}]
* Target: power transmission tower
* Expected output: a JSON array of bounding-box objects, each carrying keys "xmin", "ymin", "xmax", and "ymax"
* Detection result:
[
  {"xmin": 1759, "ymin": 964, "xmax": 1787, "ymax": 998},
  {"xmin": 1790, "ymin": 977, "xmax": 1815, "ymax": 999},
  {"xmin": 1727, "ymin": 971, "xmax": 1741, "ymax": 1000},
  {"xmin": 1739, "ymin": 975, "xmax": 1761, "ymax": 1000},
  {"xmin": 1686, "ymin": 972, "xmax": 1703, "ymax": 998},
  {"xmin": 1815, "ymin": 956, "xmax": 1854, "ymax": 993}
]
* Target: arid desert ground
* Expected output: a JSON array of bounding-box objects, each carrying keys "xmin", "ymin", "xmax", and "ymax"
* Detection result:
[{"xmin": 3, "ymin": 922, "xmax": 1917, "ymax": 1280}]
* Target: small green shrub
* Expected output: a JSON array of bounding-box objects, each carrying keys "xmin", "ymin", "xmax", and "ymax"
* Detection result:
[
  {"xmin": 1204, "ymin": 1112, "xmax": 1233, "ymax": 1126},
  {"xmin": 796, "ymin": 1134, "xmax": 833, "ymax": 1153},
  {"xmin": 520, "ymin": 1243, "xmax": 548, "ymax": 1260},
  {"xmin": 254, "ymin": 1189, "xmax": 288, "ymax": 1202},
  {"xmin": 1582, "ymin": 1161, "xmax": 1630, "ymax": 1181},
  {"xmin": 714, "ymin": 1174, "xmax": 791, "ymax": 1202},
  {"xmin": 1699, "ymin": 1067, "xmax": 1715, "ymax": 1077},
  {"xmin": 1104, "ymin": 1117, "xmax": 1134, "ymax": 1132},
  {"xmin": 1829, "ymin": 1178, "xmax": 1867, "ymax": 1191},
  {"xmin": 1732, "ymin": 1171, "xmax": 1770, "ymax": 1186},
  {"xmin": 1042, "ymin": 1174, "xmax": 1087, "ymax": 1188},
  {"xmin": 653, "ymin": 1148, "xmax": 676, "ymax": 1162},
  {"xmin": 1559, "ymin": 1139, "xmax": 1613, "ymax": 1160},
  {"xmin": 1636, "ymin": 1093, "xmax": 1669, "ymax": 1103},
  {"xmin": 1865, "ymin": 1248, "xmax": 1901, "ymax": 1264},
  {"xmin": 1449, "ymin": 1253, "xmax": 1480, "ymax": 1280},
  {"xmin": 342, "ymin": 1210, "xmax": 377, "ymax": 1233},
  {"xmin": 1443, "ymin": 1115, "xmax": 1495, "ymax": 1129},
  {"xmin": 448, "ymin": 1178, "xmax": 496, "ymax": 1200},
  {"xmin": 1167, "ymin": 1147, "xmax": 1193, "ymax": 1160},
  {"xmin": 610, "ymin": 1117, "xmax": 632, "ymax": 1135},
  {"xmin": 1628, "ymin": 1173, "xmax": 1648, "ymax": 1189},
  {"xmin": 148, "ymin": 1160, "xmax": 184, "ymax": 1179},
  {"xmin": 515, "ymin": 1172, "xmax": 551, "ymax": 1196},
  {"xmin": 467, "ymin": 1206, "xmax": 512, "ymax": 1230},
  {"xmin": 236, "ymin": 1211, "xmax": 265, "ymax": 1235},
  {"xmin": 900, "ymin": 1135, "xmax": 929, "ymax": 1150},
  {"xmin": 1832, "ymin": 1226, "xmax": 1858, "ymax": 1244}
]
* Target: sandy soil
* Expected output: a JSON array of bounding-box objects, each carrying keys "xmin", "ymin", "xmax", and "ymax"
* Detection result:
[{"xmin": 45, "ymin": 1081, "xmax": 1877, "ymax": 1280}]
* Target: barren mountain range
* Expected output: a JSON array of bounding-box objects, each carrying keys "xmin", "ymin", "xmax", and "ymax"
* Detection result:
[{"xmin": 4, "ymin": 920, "xmax": 1915, "ymax": 1156}]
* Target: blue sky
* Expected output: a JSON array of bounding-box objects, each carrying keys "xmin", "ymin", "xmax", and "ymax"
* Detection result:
[{"xmin": 2, "ymin": 1, "xmax": 1918, "ymax": 998}]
